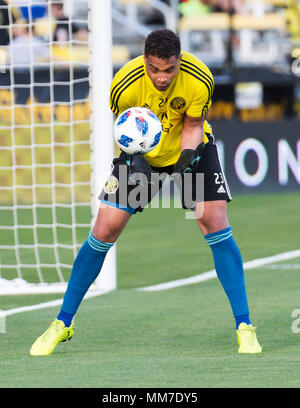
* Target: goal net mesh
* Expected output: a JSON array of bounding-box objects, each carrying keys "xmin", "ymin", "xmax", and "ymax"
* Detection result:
[{"xmin": 0, "ymin": 0, "xmax": 92, "ymax": 294}]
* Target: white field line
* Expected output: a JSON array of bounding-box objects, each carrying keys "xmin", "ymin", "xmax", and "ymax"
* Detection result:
[
  {"xmin": 1, "ymin": 249, "xmax": 300, "ymax": 318},
  {"xmin": 138, "ymin": 249, "xmax": 300, "ymax": 292},
  {"xmin": 1, "ymin": 289, "xmax": 112, "ymax": 318},
  {"xmin": 264, "ymin": 264, "xmax": 300, "ymax": 269}
]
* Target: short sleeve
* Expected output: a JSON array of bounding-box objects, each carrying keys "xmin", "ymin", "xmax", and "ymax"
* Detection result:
[
  {"xmin": 186, "ymin": 79, "xmax": 213, "ymax": 118},
  {"xmin": 110, "ymin": 82, "xmax": 131, "ymax": 116},
  {"xmin": 109, "ymin": 60, "xmax": 144, "ymax": 116}
]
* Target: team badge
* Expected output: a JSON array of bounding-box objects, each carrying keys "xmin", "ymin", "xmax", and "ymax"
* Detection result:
[
  {"xmin": 104, "ymin": 175, "xmax": 119, "ymax": 194},
  {"xmin": 170, "ymin": 97, "xmax": 186, "ymax": 110}
]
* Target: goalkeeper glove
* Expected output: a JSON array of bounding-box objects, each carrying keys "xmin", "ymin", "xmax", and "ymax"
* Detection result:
[
  {"xmin": 121, "ymin": 153, "xmax": 152, "ymax": 186},
  {"xmin": 174, "ymin": 142, "xmax": 205, "ymax": 174}
]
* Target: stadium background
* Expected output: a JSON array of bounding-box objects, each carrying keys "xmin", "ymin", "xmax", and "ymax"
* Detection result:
[{"xmin": 0, "ymin": 0, "xmax": 300, "ymax": 389}]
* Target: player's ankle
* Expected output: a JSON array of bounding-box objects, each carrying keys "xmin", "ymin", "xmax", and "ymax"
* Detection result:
[
  {"xmin": 235, "ymin": 314, "xmax": 251, "ymax": 330},
  {"xmin": 57, "ymin": 310, "xmax": 74, "ymax": 327}
]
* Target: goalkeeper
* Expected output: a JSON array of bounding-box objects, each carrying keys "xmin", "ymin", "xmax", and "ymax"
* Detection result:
[{"xmin": 30, "ymin": 29, "xmax": 262, "ymax": 356}]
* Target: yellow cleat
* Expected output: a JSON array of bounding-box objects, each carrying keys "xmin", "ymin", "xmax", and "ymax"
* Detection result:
[
  {"xmin": 236, "ymin": 323, "xmax": 262, "ymax": 354},
  {"xmin": 30, "ymin": 319, "xmax": 75, "ymax": 356}
]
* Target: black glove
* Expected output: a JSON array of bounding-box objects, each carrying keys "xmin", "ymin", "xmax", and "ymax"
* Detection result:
[
  {"xmin": 126, "ymin": 154, "xmax": 153, "ymax": 186},
  {"xmin": 174, "ymin": 142, "xmax": 205, "ymax": 174}
]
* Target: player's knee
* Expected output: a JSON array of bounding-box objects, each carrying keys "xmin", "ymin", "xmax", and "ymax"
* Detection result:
[
  {"xmin": 92, "ymin": 205, "xmax": 130, "ymax": 243},
  {"xmin": 197, "ymin": 212, "xmax": 229, "ymax": 235},
  {"xmin": 92, "ymin": 223, "xmax": 120, "ymax": 244}
]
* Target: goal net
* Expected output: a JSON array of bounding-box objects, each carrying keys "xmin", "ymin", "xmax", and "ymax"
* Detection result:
[{"xmin": 0, "ymin": 0, "xmax": 115, "ymax": 295}]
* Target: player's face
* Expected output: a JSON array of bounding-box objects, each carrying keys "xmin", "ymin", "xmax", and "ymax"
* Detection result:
[{"xmin": 144, "ymin": 54, "xmax": 181, "ymax": 92}]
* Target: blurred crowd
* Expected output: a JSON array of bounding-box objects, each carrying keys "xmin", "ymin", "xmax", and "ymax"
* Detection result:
[
  {"xmin": 178, "ymin": 0, "xmax": 247, "ymax": 16},
  {"xmin": 0, "ymin": 0, "xmax": 299, "ymax": 69},
  {"xmin": 142, "ymin": 0, "xmax": 247, "ymax": 25},
  {"xmin": 0, "ymin": 0, "xmax": 89, "ymax": 67}
]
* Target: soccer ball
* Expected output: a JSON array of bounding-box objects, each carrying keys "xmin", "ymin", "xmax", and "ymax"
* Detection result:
[{"xmin": 114, "ymin": 107, "xmax": 162, "ymax": 155}]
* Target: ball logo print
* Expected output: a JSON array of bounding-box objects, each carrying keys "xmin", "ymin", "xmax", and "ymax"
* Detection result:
[
  {"xmin": 117, "ymin": 135, "xmax": 134, "ymax": 148},
  {"xmin": 135, "ymin": 116, "xmax": 148, "ymax": 137},
  {"xmin": 114, "ymin": 107, "xmax": 162, "ymax": 155}
]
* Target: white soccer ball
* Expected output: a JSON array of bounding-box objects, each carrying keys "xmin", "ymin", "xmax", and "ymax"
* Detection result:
[{"xmin": 114, "ymin": 107, "xmax": 162, "ymax": 155}]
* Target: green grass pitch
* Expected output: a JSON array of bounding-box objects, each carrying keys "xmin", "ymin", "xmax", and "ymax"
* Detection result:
[{"xmin": 1, "ymin": 192, "xmax": 300, "ymax": 388}]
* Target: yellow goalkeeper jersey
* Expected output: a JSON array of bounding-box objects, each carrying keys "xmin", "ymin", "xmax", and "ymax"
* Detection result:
[{"xmin": 110, "ymin": 51, "xmax": 214, "ymax": 167}]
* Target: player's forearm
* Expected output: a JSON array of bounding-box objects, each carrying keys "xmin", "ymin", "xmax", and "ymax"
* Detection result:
[
  {"xmin": 180, "ymin": 125, "xmax": 204, "ymax": 151},
  {"xmin": 180, "ymin": 113, "xmax": 206, "ymax": 151},
  {"xmin": 174, "ymin": 126, "xmax": 205, "ymax": 174}
]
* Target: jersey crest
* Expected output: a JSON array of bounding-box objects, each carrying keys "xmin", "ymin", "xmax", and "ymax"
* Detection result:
[{"xmin": 170, "ymin": 97, "xmax": 186, "ymax": 110}]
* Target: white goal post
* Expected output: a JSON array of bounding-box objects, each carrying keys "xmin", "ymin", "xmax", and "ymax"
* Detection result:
[
  {"xmin": 90, "ymin": 0, "xmax": 116, "ymax": 291},
  {"xmin": 0, "ymin": 0, "xmax": 116, "ymax": 295}
]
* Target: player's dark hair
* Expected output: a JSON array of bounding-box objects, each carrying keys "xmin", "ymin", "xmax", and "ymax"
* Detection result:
[{"xmin": 144, "ymin": 29, "xmax": 181, "ymax": 59}]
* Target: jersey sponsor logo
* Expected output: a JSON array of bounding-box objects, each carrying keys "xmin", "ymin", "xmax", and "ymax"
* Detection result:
[
  {"xmin": 170, "ymin": 96, "xmax": 186, "ymax": 110},
  {"xmin": 160, "ymin": 112, "xmax": 168, "ymax": 121},
  {"xmin": 104, "ymin": 175, "xmax": 119, "ymax": 194},
  {"xmin": 162, "ymin": 123, "xmax": 174, "ymax": 133}
]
